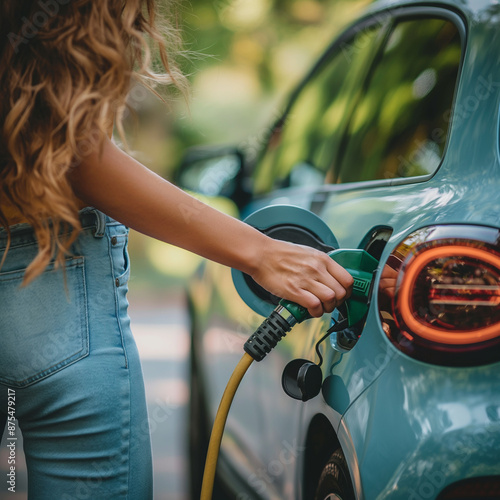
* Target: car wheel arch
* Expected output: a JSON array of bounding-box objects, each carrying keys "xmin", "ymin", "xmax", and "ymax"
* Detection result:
[{"xmin": 302, "ymin": 413, "xmax": 356, "ymax": 499}]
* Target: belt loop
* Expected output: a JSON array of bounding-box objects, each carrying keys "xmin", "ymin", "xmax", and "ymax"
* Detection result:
[{"xmin": 91, "ymin": 209, "xmax": 106, "ymax": 238}]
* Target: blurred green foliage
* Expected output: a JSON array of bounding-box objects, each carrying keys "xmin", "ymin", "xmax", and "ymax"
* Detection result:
[{"xmin": 126, "ymin": 0, "xmax": 372, "ymax": 179}]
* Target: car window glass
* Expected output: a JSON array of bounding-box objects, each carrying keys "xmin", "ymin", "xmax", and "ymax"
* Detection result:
[
  {"xmin": 335, "ymin": 18, "xmax": 461, "ymax": 182},
  {"xmin": 253, "ymin": 23, "xmax": 386, "ymax": 194}
]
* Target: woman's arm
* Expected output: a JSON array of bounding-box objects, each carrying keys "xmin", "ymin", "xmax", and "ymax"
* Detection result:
[{"xmin": 69, "ymin": 137, "xmax": 353, "ymax": 317}]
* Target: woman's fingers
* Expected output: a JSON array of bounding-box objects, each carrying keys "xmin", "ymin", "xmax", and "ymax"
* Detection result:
[
  {"xmin": 251, "ymin": 239, "xmax": 354, "ymax": 316},
  {"xmin": 324, "ymin": 257, "xmax": 355, "ymax": 298},
  {"xmin": 298, "ymin": 291, "xmax": 324, "ymax": 318},
  {"xmin": 301, "ymin": 253, "xmax": 354, "ymax": 315},
  {"xmin": 298, "ymin": 276, "xmax": 351, "ymax": 317},
  {"xmin": 283, "ymin": 255, "xmax": 354, "ymax": 317}
]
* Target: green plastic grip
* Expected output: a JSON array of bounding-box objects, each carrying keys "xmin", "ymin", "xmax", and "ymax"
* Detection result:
[{"xmin": 280, "ymin": 249, "xmax": 378, "ymax": 326}]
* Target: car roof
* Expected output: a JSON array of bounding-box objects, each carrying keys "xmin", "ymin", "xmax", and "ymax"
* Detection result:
[{"xmin": 365, "ymin": 0, "xmax": 499, "ymax": 25}]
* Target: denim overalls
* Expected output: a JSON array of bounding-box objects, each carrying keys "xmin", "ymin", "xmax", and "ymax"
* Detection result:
[{"xmin": 0, "ymin": 208, "xmax": 153, "ymax": 499}]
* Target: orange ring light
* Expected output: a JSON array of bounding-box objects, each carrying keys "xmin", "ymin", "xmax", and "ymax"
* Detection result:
[{"xmin": 397, "ymin": 245, "xmax": 500, "ymax": 345}]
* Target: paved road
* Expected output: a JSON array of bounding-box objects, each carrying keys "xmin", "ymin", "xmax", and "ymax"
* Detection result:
[
  {"xmin": 129, "ymin": 291, "xmax": 190, "ymax": 500},
  {"xmin": 0, "ymin": 289, "xmax": 190, "ymax": 500}
]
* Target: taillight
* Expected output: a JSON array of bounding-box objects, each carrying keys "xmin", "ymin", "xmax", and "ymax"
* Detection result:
[
  {"xmin": 378, "ymin": 225, "xmax": 500, "ymax": 365},
  {"xmin": 436, "ymin": 476, "xmax": 500, "ymax": 499}
]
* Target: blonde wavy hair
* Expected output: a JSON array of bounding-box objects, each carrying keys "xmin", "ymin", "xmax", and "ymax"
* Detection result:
[{"xmin": 0, "ymin": 0, "xmax": 184, "ymax": 283}]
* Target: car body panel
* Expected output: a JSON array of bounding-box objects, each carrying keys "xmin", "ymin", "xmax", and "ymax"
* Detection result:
[
  {"xmin": 186, "ymin": 0, "xmax": 500, "ymax": 498},
  {"xmin": 339, "ymin": 352, "xmax": 500, "ymax": 499}
]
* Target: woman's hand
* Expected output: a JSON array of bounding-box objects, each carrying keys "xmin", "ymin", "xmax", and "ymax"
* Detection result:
[{"xmin": 249, "ymin": 237, "xmax": 354, "ymax": 318}]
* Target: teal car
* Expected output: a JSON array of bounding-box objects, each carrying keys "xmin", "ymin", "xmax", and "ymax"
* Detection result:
[{"xmin": 179, "ymin": 0, "xmax": 500, "ymax": 498}]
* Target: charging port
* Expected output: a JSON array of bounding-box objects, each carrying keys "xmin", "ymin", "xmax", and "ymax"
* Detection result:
[{"xmin": 330, "ymin": 226, "xmax": 393, "ymax": 352}]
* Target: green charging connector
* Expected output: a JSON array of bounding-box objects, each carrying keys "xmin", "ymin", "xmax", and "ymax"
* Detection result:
[
  {"xmin": 244, "ymin": 249, "xmax": 378, "ymax": 362},
  {"xmin": 280, "ymin": 249, "xmax": 378, "ymax": 327}
]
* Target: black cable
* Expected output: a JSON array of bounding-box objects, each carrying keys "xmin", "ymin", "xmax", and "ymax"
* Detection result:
[{"xmin": 315, "ymin": 317, "xmax": 349, "ymax": 367}]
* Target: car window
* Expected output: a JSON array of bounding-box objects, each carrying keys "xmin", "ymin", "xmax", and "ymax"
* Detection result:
[
  {"xmin": 253, "ymin": 22, "xmax": 387, "ymax": 194},
  {"xmin": 253, "ymin": 14, "xmax": 462, "ymax": 194},
  {"xmin": 335, "ymin": 18, "xmax": 461, "ymax": 183}
]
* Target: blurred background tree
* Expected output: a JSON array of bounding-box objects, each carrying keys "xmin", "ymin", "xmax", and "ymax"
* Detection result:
[{"xmin": 123, "ymin": 0, "xmax": 371, "ymax": 293}]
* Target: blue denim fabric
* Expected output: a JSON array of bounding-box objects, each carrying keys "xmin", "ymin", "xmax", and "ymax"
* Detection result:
[{"xmin": 0, "ymin": 208, "xmax": 153, "ymax": 499}]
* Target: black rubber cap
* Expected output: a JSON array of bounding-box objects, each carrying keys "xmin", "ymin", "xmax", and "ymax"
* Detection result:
[{"xmin": 282, "ymin": 359, "xmax": 322, "ymax": 402}]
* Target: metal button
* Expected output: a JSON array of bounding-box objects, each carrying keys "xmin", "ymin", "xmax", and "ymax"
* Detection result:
[
  {"xmin": 115, "ymin": 278, "xmax": 120, "ymax": 287},
  {"xmin": 111, "ymin": 236, "xmax": 118, "ymax": 245}
]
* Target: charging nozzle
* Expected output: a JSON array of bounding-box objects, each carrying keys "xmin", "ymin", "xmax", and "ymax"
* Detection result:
[
  {"xmin": 326, "ymin": 248, "xmax": 378, "ymax": 326},
  {"xmin": 244, "ymin": 249, "xmax": 378, "ymax": 362},
  {"xmin": 279, "ymin": 248, "xmax": 378, "ymax": 328}
]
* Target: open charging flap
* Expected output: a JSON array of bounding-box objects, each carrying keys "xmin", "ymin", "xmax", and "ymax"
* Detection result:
[{"xmin": 231, "ymin": 205, "xmax": 339, "ymax": 317}]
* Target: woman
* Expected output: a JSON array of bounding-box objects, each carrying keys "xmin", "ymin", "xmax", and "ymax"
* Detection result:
[{"xmin": 0, "ymin": 1, "xmax": 353, "ymax": 498}]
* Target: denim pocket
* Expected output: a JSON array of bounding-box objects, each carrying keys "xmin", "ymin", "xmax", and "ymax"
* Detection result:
[{"xmin": 0, "ymin": 257, "xmax": 89, "ymax": 388}]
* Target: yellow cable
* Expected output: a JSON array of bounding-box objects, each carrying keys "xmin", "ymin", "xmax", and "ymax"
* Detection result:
[{"xmin": 200, "ymin": 352, "xmax": 254, "ymax": 500}]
